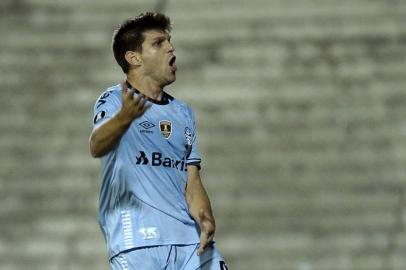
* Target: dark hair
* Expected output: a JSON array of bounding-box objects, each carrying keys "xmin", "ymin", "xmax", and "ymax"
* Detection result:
[{"xmin": 112, "ymin": 12, "xmax": 172, "ymax": 73}]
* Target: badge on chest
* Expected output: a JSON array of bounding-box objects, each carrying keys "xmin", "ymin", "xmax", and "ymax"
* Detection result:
[{"xmin": 159, "ymin": 120, "xmax": 172, "ymax": 139}]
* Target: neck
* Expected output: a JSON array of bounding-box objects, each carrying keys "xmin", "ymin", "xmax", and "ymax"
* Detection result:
[{"xmin": 126, "ymin": 72, "xmax": 164, "ymax": 101}]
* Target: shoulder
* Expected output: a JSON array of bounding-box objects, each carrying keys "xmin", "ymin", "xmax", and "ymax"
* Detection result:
[
  {"xmin": 93, "ymin": 84, "xmax": 122, "ymax": 109},
  {"xmin": 96, "ymin": 84, "xmax": 121, "ymax": 101},
  {"xmin": 166, "ymin": 93, "xmax": 195, "ymax": 116}
]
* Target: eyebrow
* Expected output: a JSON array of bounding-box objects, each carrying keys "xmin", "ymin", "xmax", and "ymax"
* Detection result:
[{"xmin": 151, "ymin": 35, "xmax": 171, "ymax": 42}]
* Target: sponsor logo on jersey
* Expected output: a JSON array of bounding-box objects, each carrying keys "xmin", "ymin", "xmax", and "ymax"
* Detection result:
[
  {"xmin": 139, "ymin": 121, "xmax": 155, "ymax": 134},
  {"xmin": 93, "ymin": 110, "xmax": 106, "ymax": 124},
  {"xmin": 138, "ymin": 227, "xmax": 159, "ymax": 240},
  {"xmin": 135, "ymin": 151, "xmax": 187, "ymax": 171},
  {"xmin": 139, "ymin": 121, "xmax": 155, "ymax": 129},
  {"xmin": 159, "ymin": 120, "xmax": 172, "ymax": 139},
  {"xmin": 96, "ymin": 91, "xmax": 110, "ymax": 109},
  {"xmin": 135, "ymin": 151, "xmax": 149, "ymax": 165}
]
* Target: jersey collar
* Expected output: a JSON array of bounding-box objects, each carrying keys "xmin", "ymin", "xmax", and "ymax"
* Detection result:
[{"xmin": 125, "ymin": 80, "xmax": 172, "ymax": 105}]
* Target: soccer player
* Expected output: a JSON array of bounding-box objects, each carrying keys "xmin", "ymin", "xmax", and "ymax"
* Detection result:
[{"xmin": 89, "ymin": 12, "xmax": 229, "ymax": 270}]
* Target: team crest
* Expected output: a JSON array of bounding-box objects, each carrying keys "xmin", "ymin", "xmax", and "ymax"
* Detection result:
[{"xmin": 159, "ymin": 120, "xmax": 172, "ymax": 139}]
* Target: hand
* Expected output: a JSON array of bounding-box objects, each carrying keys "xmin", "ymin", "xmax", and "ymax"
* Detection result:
[
  {"xmin": 118, "ymin": 81, "xmax": 150, "ymax": 124},
  {"xmin": 197, "ymin": 208, "xmax": 216, "ymax": 256}
]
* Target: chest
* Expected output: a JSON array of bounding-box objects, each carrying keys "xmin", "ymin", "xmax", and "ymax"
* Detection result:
[{"xmin": 128, "ymin": 104, "xmax": 191, "ymax": 157}]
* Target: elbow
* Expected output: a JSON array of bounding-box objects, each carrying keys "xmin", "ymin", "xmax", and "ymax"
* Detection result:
[
  {"xmin": 89, "ymin": 141, "xmax": 100, "ymax": 158},
  {"xmin": 89, "ymin": 134, "xmax": 102, "ymax": 158}
]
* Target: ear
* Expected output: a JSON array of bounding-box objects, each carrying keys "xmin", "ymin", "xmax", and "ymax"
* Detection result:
[{"xmin": 125, "ymin": 51, "xmax": 142, "ymax": 67}]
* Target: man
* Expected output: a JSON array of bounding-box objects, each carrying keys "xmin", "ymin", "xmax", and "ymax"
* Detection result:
[{"xmin": 89, "ymin": 12, "xmax": 229, "ymax": 270}]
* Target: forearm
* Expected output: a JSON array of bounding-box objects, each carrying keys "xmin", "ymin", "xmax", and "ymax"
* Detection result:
[
  {"xmin": 186, "ymin": 168, "xmax": 216, "ymax": 254},
  {"xmin": 186, "ymin": 175, "xmax": 214, "ymax": 222},
  {"xmin": 89, "ymin": 111, "xmax": 132, "ymax": 158}
]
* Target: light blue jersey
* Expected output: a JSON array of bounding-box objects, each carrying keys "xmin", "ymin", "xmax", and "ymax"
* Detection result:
[{"xmin": 93, "ymin": 82, "xmax": 202, "ymax": 259}]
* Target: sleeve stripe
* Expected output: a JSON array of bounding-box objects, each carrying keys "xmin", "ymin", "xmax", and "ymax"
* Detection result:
[
  {"xmin": 187, "ymin": 158, "xmax": 201, "ymax": 162},
  {"xmin": 186, "ymin": 159, "xmax": 202, "ymax": 164}
]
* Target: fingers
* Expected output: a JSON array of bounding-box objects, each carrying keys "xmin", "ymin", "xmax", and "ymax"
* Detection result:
[
  {"xmin": 141, "ymin": 101, "xmax": 152, "ymax": 113},
  {"xmin": 120, "ymin": 82, "xmax": 150, "ymax": 109},
  {"xmin": 197, "ymin": 209, "xmax": 215, "ymax": 256},
  {"xmin": 120, "ymin": 83, "xmax": 151, "ymax": 118},
  {"xmin": 121, "ymin": 81, "xmax": 131, "ymax": 99},
  {"xmin": 136, "ymin": 95, "xmax": 151, "ymax": 112},
  {"xmin": 121, "ymin": 81, "xmax": 128, "ymax": 93},
  {"xmin": 122, "ymin": 82, "xmax": 147, "ymax": 105},
  {"xmin": 197, "ymin": 231, "xmax": 209, "ymax": 256},
  {"xmin": 135, "ymin": 95, "xmax": 152, "ymax": 117},
  {"xmin": 197, "ymin": 229, "xmax": 214, "ymax": 256},
  {"xmin": 138, "ymin": 95, "xmax": 148, "ymax": 107},
  {"xmin": 126, "ymin": 92, "xmax": 147, "ymax": 108},
  {"xmin": 123, "ymin": 88, "xmax": 135, "ymax": 102},
  {"xmin": 132, "ymin": 93, "xmax": 142, "ymax": 104}
]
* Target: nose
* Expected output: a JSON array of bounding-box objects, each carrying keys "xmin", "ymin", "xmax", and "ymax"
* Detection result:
[{"xmin": 167, "ymin": 41, "xmax": 175, "ymax": 52}]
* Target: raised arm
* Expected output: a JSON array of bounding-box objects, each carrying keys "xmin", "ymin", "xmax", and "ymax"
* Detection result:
[
  {"xmin": 89, "ymin": 83, "xmax": 150, "ymax": 158},
  {"xmin": 185, "ymin": 165, "xmax": 216, "ymax": 256}
]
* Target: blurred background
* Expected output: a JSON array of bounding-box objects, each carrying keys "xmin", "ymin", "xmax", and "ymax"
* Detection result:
[{"xmin": 1, "ymin": 0, "xmax": 406, "ymax": 269}]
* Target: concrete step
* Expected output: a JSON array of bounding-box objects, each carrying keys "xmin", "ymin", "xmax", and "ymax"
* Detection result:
[
  {"xmin": 226, "ymin": 212, "xmax": 395, "ymax": 234},
  {"xmin": 26, "ymin": 0, "xmax": 151, "ymax": 7},
  {"xmin": 218, "ymin": 232, "xmax": 388, "ymax": 270},
  {"xmin": 1, "ymin": 30, "xmax": 109, "ymax": 50},
  {"xmin": 169, "ymin": 0, "xmax": 406, "ymax": 11},
  {"xmin": 168, "ymin": 2, "xmax": 406, "ymax": 21},
  {"xmin": 213, "ymin": 191, "xmax": 398, "ymax": 215}
]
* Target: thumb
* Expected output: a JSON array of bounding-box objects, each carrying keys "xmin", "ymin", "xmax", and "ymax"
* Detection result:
[{"xmin": 197, "ymin": 230, "xmax": 209, "ymax": 256}]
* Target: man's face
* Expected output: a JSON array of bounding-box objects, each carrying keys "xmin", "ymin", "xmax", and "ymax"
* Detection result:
[{"xmin": 139, "ymin": 30, "xmax": 177, "ymax": 86}]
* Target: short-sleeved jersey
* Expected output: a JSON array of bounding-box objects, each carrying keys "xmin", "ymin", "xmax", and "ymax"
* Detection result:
[{"xmin": 92, "ymin": 82, "xmax": 202, "ymax": 259}]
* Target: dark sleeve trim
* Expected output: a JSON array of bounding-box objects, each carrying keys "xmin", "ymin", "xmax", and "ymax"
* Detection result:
[{"xmin": 186, "ymin": 162, "xmax": 201, "ymax": 170}]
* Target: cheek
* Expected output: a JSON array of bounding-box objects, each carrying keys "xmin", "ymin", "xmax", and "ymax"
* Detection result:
[
  {"xmin": 141, "ymin": 50, "xmax": 166, "ymax": 74},
  {"xmin": 143, "ymin": 54, "xmax": 161, "ymax": 69}
]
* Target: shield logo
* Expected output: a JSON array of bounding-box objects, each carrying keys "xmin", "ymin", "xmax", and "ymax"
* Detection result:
[{"xmin": 159, "ymin": 120, "xmax": 172, "ymax": 139}]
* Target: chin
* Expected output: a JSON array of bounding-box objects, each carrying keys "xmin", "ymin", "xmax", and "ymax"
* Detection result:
[{"xmin": 166, "ymin": 75, "xmax": 176, "ymax": 85}]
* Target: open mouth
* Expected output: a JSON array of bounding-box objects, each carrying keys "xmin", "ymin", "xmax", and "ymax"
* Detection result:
[
  {"xmin": 169, "ymin": 56, "xmax": 176, "ymax": 66},
  {"xmin": 169, "ymin": 56, "xmax": 177, "ymax": 72}
]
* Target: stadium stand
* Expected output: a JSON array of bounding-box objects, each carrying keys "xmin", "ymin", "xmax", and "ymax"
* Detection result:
[{"xmin": 0, "ymin": 0, "xmax": 406, "ymax": 269}]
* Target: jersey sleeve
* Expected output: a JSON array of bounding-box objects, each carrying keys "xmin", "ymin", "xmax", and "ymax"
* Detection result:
[
  {"xmin": 186, "ymin": 107, "xmax": 202, "ymax": 169},
  {"xmin": 92, "ymin": 89, "xmax": 121, "ymax": 129}
]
